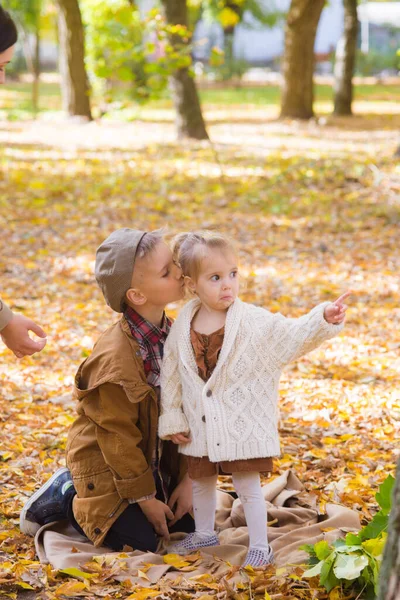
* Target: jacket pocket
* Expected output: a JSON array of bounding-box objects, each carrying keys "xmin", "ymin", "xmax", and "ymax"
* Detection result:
[{"xmin": 72, "ymin": 467, "xmax": 114, "ymax": 500}]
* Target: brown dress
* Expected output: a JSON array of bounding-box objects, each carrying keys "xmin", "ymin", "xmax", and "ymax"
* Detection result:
[{"xmin": 186, "ymin": 324, "xmax": 273, "ymax": 479}]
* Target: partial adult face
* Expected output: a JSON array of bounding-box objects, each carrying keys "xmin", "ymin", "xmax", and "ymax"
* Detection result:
[
  {"xmin": 191, "ymin": 248, "xmax": 239, "ymax": 312},
  {"xmin": 132, "ymin": 241, "xmax": 184, "ymax": 307},
  {"xmin": 0, "ymin": 45, "xmax": 15, "ymax": 84}
]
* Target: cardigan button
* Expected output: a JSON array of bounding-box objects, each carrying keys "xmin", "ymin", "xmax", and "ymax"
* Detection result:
[
  {"xmin": 206, "ymin": 390, "xmax": 212, "ymax": 397},
  {"xmin": 94, "ymin": 528, "xmax": 101, "ymax": 535},
  {"xmin": 87, "ymin": 482, "xmax": 94, "ymax": 491},
  {"xmin": 202, "ymin": 415, "xmax": 206, "ymax": 422}
]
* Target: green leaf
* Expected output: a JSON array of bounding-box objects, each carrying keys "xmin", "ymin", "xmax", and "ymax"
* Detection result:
[
  {"xmin": 303, "ymin": 560, "xmax": 324, "ymax": 578},
  {"xmin": 300, "ymin": 543, "xmax": 317, "ymax": 557},
  {"xmin": 314, "ymin": 540, "xmax": 333, "ymax": 560},
  {"xmin": 333, "ymin": 552, "xmax": 369, "ymax": 580},
  {"xmin": 362, "ymin": 534, "xmax": 387, "ymax": 558},
  {"xmin": 320, "ymin": 556, "xmax": 340, "ymax": 593},
  {"xmin": 375, "ymin": 474, "xmax": 395, "ymax": 515},
  {"xmin": 346, "ymin": 532, "xmax": 362, "ymax": 545},
  {"xmin": 359, "ymin": 513, "xmax": 388, "ymax": 541}
]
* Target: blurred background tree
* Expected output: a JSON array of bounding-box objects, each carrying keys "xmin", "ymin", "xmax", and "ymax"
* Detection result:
[
  {"xmin": 334, "ymin": 0, "xmax": 358, "ymax": 115},
  {"xmin": 2, "ymin": 0, "xmax": 400, "ymax": 129},
  {"xmin": 4, "ymin": 0, "xmax": 43, "ymax": 115},
  {"xmin": 56, "ymin": 0, "xmax": 92, "ymax": 119}
]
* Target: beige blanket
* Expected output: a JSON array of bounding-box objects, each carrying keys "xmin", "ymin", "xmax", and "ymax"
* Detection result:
[{"xmin": 35, "ymin": 471, "xmax": 360, "ymax": 584}]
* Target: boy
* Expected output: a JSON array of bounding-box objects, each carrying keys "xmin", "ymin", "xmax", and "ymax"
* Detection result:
[{"xmin": 20, "ymin": 229, "xmax": 194, "ymax": 552}]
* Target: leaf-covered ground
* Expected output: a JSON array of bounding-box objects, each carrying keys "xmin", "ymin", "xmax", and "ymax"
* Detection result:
[{"xmin": 0, "ymin": 95, "xmax": 399, "ymax": 599}]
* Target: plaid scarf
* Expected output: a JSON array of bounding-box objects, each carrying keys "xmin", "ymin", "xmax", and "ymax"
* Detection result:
[{"xmin": 124, "ymin": 306, "xmax": 171, "ymax": 388}]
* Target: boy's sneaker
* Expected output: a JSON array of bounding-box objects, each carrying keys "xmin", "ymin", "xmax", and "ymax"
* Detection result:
[
  {"xmin": 168, "ymin": 532, "xmax": 220, "ymax": 555},
  {"xmin": 20, "ymin": 467, "xmax": 74, "ymax": 536},
  {"xmin": 242, "ymin": 545, "xmax": 274, "ymax": 568}
]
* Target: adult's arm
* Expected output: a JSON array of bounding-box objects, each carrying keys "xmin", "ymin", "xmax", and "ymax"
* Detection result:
[
  {"xmin": 0, "ymin": 297, "xmax": 13, "ymax": 330},
  {"xmin": 0, "ymin": 298, "xmax": 47, "ymax": 358}
]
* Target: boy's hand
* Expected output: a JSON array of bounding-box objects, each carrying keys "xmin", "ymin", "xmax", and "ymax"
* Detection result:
[
  {"xmin": 138, "ymin": 498, "xmax": 174, "ymax": 539},
  {"xmin": 167, "ymin": 433, "xmax": 191, "ymax": 445},
  {"xmin": 324, "ymin": 292, "xmax": 351, "ymax": 324},
  {"xmin": 168, "ymin": 473, "xmax": 193, "ymax": 527},
  {"xmin": 1, "ymin": 314, "xmax": 47, "ymax": 358}
]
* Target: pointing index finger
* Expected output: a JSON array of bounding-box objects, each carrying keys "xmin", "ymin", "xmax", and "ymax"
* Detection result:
[{"xmin": 334, "ymin": 291, "xmax": 351, "ymax": 305}]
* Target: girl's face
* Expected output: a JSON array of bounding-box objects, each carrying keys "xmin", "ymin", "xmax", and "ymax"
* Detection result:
[
  {"xmin": 0, "ymin": 45, "xmax": 15, "ymax": 84},
  {"xmin": 188, "ymin": 247, "xmax": 239, "ymax": 311}
]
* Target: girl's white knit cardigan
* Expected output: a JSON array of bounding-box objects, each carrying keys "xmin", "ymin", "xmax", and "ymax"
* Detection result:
[{"xmin": 158, "ymin": 298, "xmax": 343, "ymax": 463}]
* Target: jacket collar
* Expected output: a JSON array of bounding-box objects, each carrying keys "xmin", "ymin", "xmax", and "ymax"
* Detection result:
[{"xmin": 177, "ymin": 297, "xmax": 245, "ymax": 384}]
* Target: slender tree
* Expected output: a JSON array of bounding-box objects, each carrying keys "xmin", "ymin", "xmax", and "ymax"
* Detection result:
[
  {"xmin": 56, "ymin": 0, "xmax": 92, "ymax": 119},
  {"xmin": 160, "ymin": 0, "xmax": 208, "ymax": 140},
  {"xmin": 280, "ymin": 0, "xmax": 325, "ymax": 119},
  {"xmin": 334, "ymin": 0, "xmax": 358, "ymax": 116},
  {"xmin": 5, "ymin": 0, "xmax": 41, "ymax": 116},
  {"xmin": 378, "ymin": 457, "xmax": 400, "ymax": 600}
]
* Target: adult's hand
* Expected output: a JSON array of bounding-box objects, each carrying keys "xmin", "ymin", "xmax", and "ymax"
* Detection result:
[
  {"xmin": 139, "ymin": 497, "xmax": 174, "ymax": 540},
  {"xmin": 167, "ymin": 473, "xmax": 193, "ymax": 527},
  {"xmin": 1, "ymin": 314, "xmax": 47, "ymax": 358}
]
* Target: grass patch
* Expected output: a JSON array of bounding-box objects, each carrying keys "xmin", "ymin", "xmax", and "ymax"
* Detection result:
[{"xmin": 1, "ymin": 79, "xmax": 400, "ymax": 120}]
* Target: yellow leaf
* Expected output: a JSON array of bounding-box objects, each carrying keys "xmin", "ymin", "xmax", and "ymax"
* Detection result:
[
  {"xmin": 329, "ymin": 588, "xmax": 341, "ymax": 600},
  {"xmin": 163, "ymin": 553, "xmax": 191, "ymax": 568},
  {"xmin": 16, "ymin": 582, "xmax": 35, "ymax": 590},
  {"xmin": 243, "ymin": 565, "xmax": 255, "ymax": 575},
  {"xmin": 137, "ymin": 569, "xmax": 150, "ymax": 581},
  {"xmin": 189, "ymin": 573, "xmax": 214, "ymax": 583},
  {"xmin": 55, "ymin": 581, "xmax": 88, "ymax": 597},
  {"xmin": 59, "ymin": 568, "xmax": 95, "ymax": 580},
  {"xmin": 126, "ymin": 588, "xmax": 160, "ymax": 600},
  {"xmin": 218, "ymin": 7, "xmax": 240, "ymax": 29},
  {"xmin": 265, "ymin": 592, "xmax": 272, "ymax": 600}
]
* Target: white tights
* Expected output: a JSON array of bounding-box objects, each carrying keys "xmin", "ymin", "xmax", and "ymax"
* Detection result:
[{"xmin": 192, "ymin": 471, "xmax": 269, "ymax": 550}]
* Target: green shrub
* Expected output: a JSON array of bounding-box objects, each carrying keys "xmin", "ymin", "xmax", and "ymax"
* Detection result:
[
  {"xmin": 301, "ymin": 474, "xmax": 395, "ymax": 599},
  {"xmin": 356, "ymin": 49, "xmax": 398, "ymax": 76}
]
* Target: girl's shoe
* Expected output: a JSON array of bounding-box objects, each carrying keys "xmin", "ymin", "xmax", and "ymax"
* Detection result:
[
  {"xmin": 168, "ymin": 532, "xmax": 220, "ymax": 555},
  {"xmin": 242, "ymin": 545, "xmax": 274, "ymax": 568}
]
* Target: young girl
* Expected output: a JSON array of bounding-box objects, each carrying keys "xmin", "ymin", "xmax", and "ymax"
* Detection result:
[{"xmin": 158, "ymin": 231, "xmax": 348, "ymax": 568}]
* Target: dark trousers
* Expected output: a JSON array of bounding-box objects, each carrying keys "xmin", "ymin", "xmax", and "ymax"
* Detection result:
[{"xmin": 65, "ymin": 486, "xmax": 195, "ymax": 552}]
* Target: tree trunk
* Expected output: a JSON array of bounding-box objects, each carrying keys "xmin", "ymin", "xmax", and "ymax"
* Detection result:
[
  {"xmin": 56, "ymin": 0, "xmax": 92, "ymax": 119},
  {"xmin": 32, "ymin": 20, "xmax": 40, "ymax": 118},
  {"xmin": 333, "ymin": 0, "xmax": 358, "ymax": 116},
  {"xmin": 378, "ymin": 458, "xmax": 400, "ymax": 600},
  {"xmin": 280, "ymin": 0, "xmax": 325, "ymax": 119},
  {"xmin": 160, "ymin": 0, "xmax": 208, "ymax": 140}
]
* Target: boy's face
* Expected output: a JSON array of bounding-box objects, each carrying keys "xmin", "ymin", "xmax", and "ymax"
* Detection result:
[{"xmin": 130, "ymin": 241, "xmax": 184, "ymax": 308}]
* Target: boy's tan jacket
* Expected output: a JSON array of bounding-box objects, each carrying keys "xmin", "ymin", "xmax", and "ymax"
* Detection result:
[{"xmin": 66, "ymin": 317, "xmax": 186, "ymax": 547}]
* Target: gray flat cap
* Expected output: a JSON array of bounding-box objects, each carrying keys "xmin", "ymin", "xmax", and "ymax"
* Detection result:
[{"xmin": 95, "ymin": 228, "xmax": 146, "ymax": 312}]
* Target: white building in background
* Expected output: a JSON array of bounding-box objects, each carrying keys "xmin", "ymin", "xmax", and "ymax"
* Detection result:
[
  {"xmin": 226, "ymin": 0, "xmax": 344, "ymax": 64},
  {"xmin": 136, "ymin": 0, "xmax": 344, "ymax": 63},
  {"xmin": 139, "ymin": 0, "xmax": 400, "ymax": 68}
]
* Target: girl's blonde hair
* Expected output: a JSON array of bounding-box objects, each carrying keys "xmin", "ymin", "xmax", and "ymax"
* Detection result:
[{"xmin": 173, "ymin": 231, "xmax": 236, "ymax": 280}]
